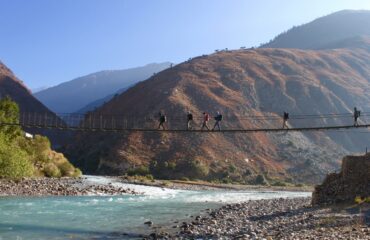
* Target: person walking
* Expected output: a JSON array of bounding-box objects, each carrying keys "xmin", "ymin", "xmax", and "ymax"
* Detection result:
[
  {"xmin": 212, "ymin": 111, "xmax": 223, "ymax": 131},
  {"xmin": 158, "ymin": 112, "xmax": 167, "ymax": 130},
  {"xmin": 354, "ymin": 107, "xmax": 361, "ymax": 127},
  {"xmin": 282, "ymin": 112, "xmax": 289, "ymax": 129},
  {"xmin": 187, "ymin": 111, "xmax": 193, "ymax": 130},
  {"xmin": 201, "ymin": 112, "xmax": 210, "ymax": 130}
]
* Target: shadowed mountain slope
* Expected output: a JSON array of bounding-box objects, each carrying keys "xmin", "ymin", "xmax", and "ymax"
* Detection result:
[
  {"xmin": 0, "ymin": 61, "xmax": 53, "ymax": 114},
  {"xmin": 261, "ymin": 10, "xmax": 370, "ymax": 49},
  {"xmin": 66, "ymin": 45, "xmax": 370, "ymax": 184},
  {"xmin": 35, "ymin": 62, "xmax": 171, "ymax": 113},
  {"xmin": 0, "ymin": 61, "xmax": 69, "ymax": 147}
]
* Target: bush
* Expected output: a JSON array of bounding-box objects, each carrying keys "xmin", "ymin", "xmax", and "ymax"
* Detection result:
[
  {"xmin": 228, "ymin": 164, "xmax": 237, "ymax": 173},
  {"xmin": 179, "ymin": 177, "xmax": 190, "ymax": 181},
  {"xmin": 0, "ymin": 136, "xmax": 34, "ymax": 178},
  {"xmin": 255, "ymin": 174, "xmax": 268, "ymax": 185},
  {"xmin": 188, "ymin": 160, "xmax": 209, "ymax": 179},
  {"xmin": 0, "ymin": 98, "xmax": 81, "ymax": 179},
  {"xmin": 58, "ymin": 161, "xmax": 76, "ymax": 176},
  {"xmin": 43, "ymin": 163, "xmax": 62, "ymax": 178},
  {"xmin": 354, "ymin": 196, "xmax": 370, "ymax": 204},
  {"xmin": 0, "ymin": 96, "xmax": 22, "ymax": 140},
  {"xmin": 127, "ymin": 166, "xmax": 150, "ymax": 176},
  {"xmin": 271, "ymin": 181, "xmax": 287, "ymax": 187}
]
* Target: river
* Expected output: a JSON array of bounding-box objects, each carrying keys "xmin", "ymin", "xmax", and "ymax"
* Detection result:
[{"xmin": 0, "ymin": 176, "xmax": 311, "ymax": 239}]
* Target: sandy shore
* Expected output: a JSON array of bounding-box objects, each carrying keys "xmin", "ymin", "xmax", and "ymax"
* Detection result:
[{"xmin": 149, "ymin": 197, "xmax": 370, "ymax": 239}]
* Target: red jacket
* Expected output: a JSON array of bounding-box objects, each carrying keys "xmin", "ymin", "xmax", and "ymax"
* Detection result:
[{"xmin": 204, "ymin": 113, "xmax": 210, "ymax": 122}]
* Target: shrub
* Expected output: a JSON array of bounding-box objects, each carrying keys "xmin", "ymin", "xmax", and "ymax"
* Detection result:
[
  {"xmin": 0, "ymin": 96, "xmax": 22, "ymax": 140},
  {"xmin": 0, "ymin": 136, "xmax": 34, "ymax": 178},
  {"xmin": 228, "ymin": 164, "xmax": 237, "ymax": 173},
  {"xmin": 58, "ymin": 161, "xmax": 76, "ymax": 176},
  {"xmin": 189, "ymin": 160, "xmax": 209, "ymax": 179},
  {"xmin": 271, "ymin": 181, "xmax": 287, "ymax": 187},
  {"xmin": 255, "ymin": 174, "xmax": 268, "ymax": 185},
  {"xmin": 43, "ymin": 163, "xmax": 62, "ymax": 178},
  {"xmin": 354, "ymin": 196, "xmax": 370, "ymax": 204},
  {"xmin": 127, "ymin": 166, "xmax": 150, "ymax": 176},
  {"xmin": 222, "ymin": 177, "xmax": 233, "ymax": 184},
  {"xmin": 354, "ymin": 196, "xmax": 363, "ymax": 204},
  {"xmin": 0, "ymin": 98, "xmax": 81, "ymax": 179},
  {"xmin": 244, "ymin": 169, "xmax": 252, "ymax": 176}
]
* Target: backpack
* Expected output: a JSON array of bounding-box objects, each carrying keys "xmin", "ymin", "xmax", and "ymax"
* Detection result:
[
  {"xmin": 218, "ymin": 114, "xmax": 223, "ymax": 121},
  {"xmin": 160, "ymin": 115, "xmax": 166, "ymax": 122},
  {"xmin": 284, "ymin": 112, "xmax": 289, "ymax": 120},
  {"xmin": 205, "ymin": 114, "xmax": 210, "ymax": 121}
]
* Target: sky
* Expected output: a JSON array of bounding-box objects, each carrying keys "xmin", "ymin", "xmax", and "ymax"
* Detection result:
[{"xmin": 1, "ymin": 0, "xmax": 370, "ymax": 91}]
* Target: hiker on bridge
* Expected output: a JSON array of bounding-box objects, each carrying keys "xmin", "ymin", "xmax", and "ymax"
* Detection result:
[
  {"xmin": 282, "ymin": 112, "xmax": 289, "ymax": 129},
  {"xmin": 158, "ymin": 112, "xmax": 167, "ymax": 130},
  {"xmin": 201, "ymin": 112, "xmax": 210, "ymax": 130},
  {"xmin": 187, "ymin": 111, "xmax": 193, "ymax": 130},
  {"xmin": 354, "ymin": 107, "xmax": 361, "ymax": 127},
  {"xmin": 212, "ymin": 111, "xmax": 223, "ymax": 131}
]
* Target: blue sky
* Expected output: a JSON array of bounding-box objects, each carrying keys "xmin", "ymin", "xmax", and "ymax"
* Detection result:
[{"xmin": 1, "ymin": 0, "xmax": 370, "ymax": 90}]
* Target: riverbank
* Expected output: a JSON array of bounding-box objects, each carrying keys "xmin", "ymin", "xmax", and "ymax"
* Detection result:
[
  {"xmin": 0, "ymin": 177, "xmax": 138, "ymax": 196},
  {"xmin": 0, "ymin": 175, "xmax": 312, "ymax": 196},
  {"xmin": 150, "ymin": 197, "xmax": 370, "ymax": 239},
  {"xmin": 120, "ymin": 176, "xmax": 314, "ymax": 192}
]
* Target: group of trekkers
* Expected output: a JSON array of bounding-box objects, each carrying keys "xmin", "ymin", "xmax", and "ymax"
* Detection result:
[
  {"xmin": 282, "ymin": 107, "xmax": 362, "ymax": 129},
  {"xmin": 158, "ymin": 107, "xmax": 362, "ymax": 131},
  {"xmin": 157, "ymin": 111, "xmax": 223, "ymax": 131}
]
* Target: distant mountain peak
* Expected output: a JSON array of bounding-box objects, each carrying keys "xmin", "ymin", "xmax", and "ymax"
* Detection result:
[
  {"xmin": 34, "ymin": 62, "xmax": 172, "ymax": 113},
  {"xmin": 261, "ymin": 9, "xmax": 370, "ymax": 50}
]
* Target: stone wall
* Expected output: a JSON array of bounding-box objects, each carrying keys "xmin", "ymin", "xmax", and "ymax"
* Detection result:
[{"xmin": 312, "ymin": 153, "xmax": 370, "ymax": 205}]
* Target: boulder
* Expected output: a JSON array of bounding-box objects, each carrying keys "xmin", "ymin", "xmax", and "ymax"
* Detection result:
[{"xmin": 312, "ymin": 153, "xmax": 370, "ymax": 205}]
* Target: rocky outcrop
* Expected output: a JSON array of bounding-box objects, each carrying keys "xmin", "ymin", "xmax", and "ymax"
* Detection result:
[{"xmin": 312, "ymin": 153, "xmax": 370, "ymax": 205}]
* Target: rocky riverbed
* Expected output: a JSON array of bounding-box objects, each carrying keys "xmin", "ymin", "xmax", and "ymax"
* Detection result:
[
  {"xmin": 0, "ymin": 177, "xmax": 139, "ymax": 196},
  {"xmin": 150, "ymin": 197, "xmax": 370, "ymax": 239}
]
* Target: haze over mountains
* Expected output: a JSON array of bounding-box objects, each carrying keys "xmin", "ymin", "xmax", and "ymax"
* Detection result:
[
  {"xmin": 261, "ymin": 10, "xmax": 370, "ymax": 49},
  {"xmin": 34, "ymin": 62, "xmax": 171, "ymax": 113}
]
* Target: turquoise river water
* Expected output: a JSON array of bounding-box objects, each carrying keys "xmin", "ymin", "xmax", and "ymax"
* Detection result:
[{"xmin": 0, "ymin": 176, "xmax": 311, "ymax": 240}]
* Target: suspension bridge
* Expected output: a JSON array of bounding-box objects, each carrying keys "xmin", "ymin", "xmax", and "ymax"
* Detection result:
[{"xmin": 1, "ymin": 111, "xmax": 370, "ymax": 133}]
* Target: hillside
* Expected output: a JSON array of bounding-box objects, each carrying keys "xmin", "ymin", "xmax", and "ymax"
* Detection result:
[
  {"xmin": 261, "ymin": 10, "xmax": 370, "ymax": 49},
  {"xmin": 0, "ymin": 61, "xmax": 70, "ymax": 148},
  {"xmin": 0, "ymin": 61, "xmax": 54, "ymax": 114},
  {"xmin": 35, "ymin": 62, "xmax": 171, "ymax": 113},
  {"xmin": 65, "ymin": 44, "xmax": 370, "ymax": 184}
]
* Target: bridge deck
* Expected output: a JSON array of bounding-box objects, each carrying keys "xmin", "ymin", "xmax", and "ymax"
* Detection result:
[{"xmin": 2, "ymin": 122, "xmax": 370, "ymax": 133}]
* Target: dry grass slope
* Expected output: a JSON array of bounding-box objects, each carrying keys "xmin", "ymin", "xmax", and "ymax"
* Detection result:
[{"xmin": 67, "ymin": 44, "xmax": 370, "ymax": 184}]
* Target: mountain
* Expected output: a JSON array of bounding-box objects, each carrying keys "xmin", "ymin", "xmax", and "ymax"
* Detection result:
[
  {"xmin": 75, "ymin": 86, "xmax": 131, "ymax": 114},
  {"xmin": 0, "ymin": 61, "xmax": 53, "ymax": 114},
  {"xmin": 34, "ymin": 62, "xmax": 172, "ymax": 113},
  {"xmin": 0, "ymin": 61, "xmax": 70, "ymax": 147},
  {"xmin": 65, "ymin": 44, "xmax": 370, "ymax": 184},
  {"xmin": 261, "ymin": 10, "xmax": 370, "ymax": 49},
  {"xmin": 31, "ymin": 86, "xmax": 49, "ymax": 93}
]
